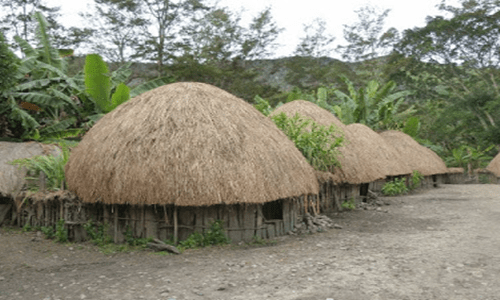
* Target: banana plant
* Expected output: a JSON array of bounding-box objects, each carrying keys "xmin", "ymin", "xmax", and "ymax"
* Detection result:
[
  {"xmin": 332, "ymin": 77, "xmax": 414, "ymax": 130},
  {"xmin": 1, "ymin": 12, "xmax": 84, "ymax": 141},
  {"xmin": 84, "ymin": 53, "xmax": 172, "ymax": 116}
]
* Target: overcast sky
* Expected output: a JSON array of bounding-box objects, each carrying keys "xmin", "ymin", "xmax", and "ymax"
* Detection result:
[{"xmin": 45, "ymin": 0, "xmax": 460, "ymax": 58}]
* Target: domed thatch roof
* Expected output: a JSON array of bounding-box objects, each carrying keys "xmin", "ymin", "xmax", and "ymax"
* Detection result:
[
  {"xmin": 271, "ymin": 101, "xmax": 385, "ymax": 184},
  {"xmin": 65, "ymin": 82, "xmax": 319, "ymax": 206},
  {"xmin": 272, "ymin": 100, "xmax": 346, "ymax": 130},
  {"xmin": 379, "ymin": 130, "xmax": 448, "ymax": 176},
  {"xmin": 447, "ymin": 167, "xmax": 465, "ymax": 174},
  {"xmin": 486, "ymin": 153, "xmax": 500, "ymax": 177},
  {"xmin": 346, "ymin": 124, "xmax": 412, "ymax": 177}
]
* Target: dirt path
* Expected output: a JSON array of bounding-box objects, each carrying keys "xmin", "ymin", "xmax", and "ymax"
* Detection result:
[{"xmin": 1, "ymin": 184, "xmax": 500, "ymax": 300}]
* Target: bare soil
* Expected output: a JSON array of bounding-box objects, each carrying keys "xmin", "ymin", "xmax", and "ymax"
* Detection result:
[{"xmin": 1, "ymin": 184, "xmax": 500, "ymax": 300}]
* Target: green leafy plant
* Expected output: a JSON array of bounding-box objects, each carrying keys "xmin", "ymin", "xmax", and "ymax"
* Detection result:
[
  {"xmin": 41, "ymin": 226, "xmax": 55, "ymax": 239},
  {"xmin": 55, "ymin": 219, "xmax": 68, "ymax": 243},
  {"xmin": 271, "ymin": 112, "xmax": 344, "ymax": 172},
  {"xmin": 83, "ymin": 220, "xmax": 112, "ymax": 246},
  {"xmin": 22, "ymin": 223, "xmax": 32, "ymax": 232},
  {"xmin": 124, "ymin": 226, "xmax": 153, "ymax": 248},
  {"xmin": 409, "ymin": 171, "xmax": 424, "ymax": 190},
  {"xmin": 341, "ymin": 197, "xmax": 356, "ymax": 210},
  {"xmin": 382, "ymin": 178, "xmax": 409, "ymax": 196},
  {"xmin": 177, "ymin": 220, "xmax": 230, "ymax": 251},
  {"xmin": 9, "ymin": 144, "xmax": 70, "ymax": 191}
]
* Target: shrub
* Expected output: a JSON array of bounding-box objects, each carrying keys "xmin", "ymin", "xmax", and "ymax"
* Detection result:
[
  {"xmin": 341, "ymin": 197, "xmax": 356, "ymax": 210},
  {"xmin": 410, "ymin": 171, "xmax": 424, "ymax": 190},
  {"xmin": 271, "ymin": 112, "xmax": 344, "ymax": 172},
  {"xmin": 55, "ymin": 219, "xmax": 68, "ymax": 243},
  {"xmin": 382, "ymin": 178, "xmax": 408, "ymax": 196},
  {"xmin": 177, "ymin": 220, "xmax": 230, "ymax": 250},
  {"xmin": 8, "ymin": 143, "xmax": 70, "ymax": 191}
]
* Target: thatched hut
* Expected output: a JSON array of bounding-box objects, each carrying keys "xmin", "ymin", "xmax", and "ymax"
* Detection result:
[
  {"xmin": 0, "ymin": 142, "xmax": 60, "ymax": 226},
  {"xmin": 345, "ymin": 124, "xmax": 413, "ymax": 193},
  {"xmin": 379, "ymin": 130, "xmax": 448, "ymax": 187},
  {"xmin": 445, "ymin": 167, "xmax": 465, "ymax": 184},
  {"xmin": 63, "ymin": 82, "xmax": 319, "ymax": 243},
  {"xmin": 486, "ymin": 153, "xmax": 500, "ymax": 183},
  {"xmin": 271, "ymin": 101, "xmax": 392, "ymax": 210}
]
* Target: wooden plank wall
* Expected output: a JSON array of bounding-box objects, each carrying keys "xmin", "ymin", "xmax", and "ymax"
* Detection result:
[{"xmin": 4, "ymin": 195, "xmax": 308, "ymax": 244}]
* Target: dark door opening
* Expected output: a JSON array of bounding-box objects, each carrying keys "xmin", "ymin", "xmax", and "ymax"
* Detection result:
[{"xmin": 262, "ymin": 200, "xmax": 283, "ymax": 220}]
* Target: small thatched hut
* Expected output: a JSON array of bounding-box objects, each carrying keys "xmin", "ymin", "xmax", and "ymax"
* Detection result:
[
  {"xmin": 0, "ymin": 142, "xmax": 61, "ymax": 226},
  {"xmin": 486, "ymin": 153, "xmax": 500, "ymax": 183},
  {"xmin": 63, "ymin": 82, "xmax": 319, "ymax": 242},
  {"xmin": 445, "ymin": 167, "xmax": 465, "ymax": 184},
  {"xmin": 345, "ymin": 124, "xmax": 413, "ymax": 193},
  {"xmin": 379, "ymin": 130, "xmax": 448, "ymax": 187},
  {"xmin": 271, "ymin": 101, "xmax": 393, "ymax": 210}
]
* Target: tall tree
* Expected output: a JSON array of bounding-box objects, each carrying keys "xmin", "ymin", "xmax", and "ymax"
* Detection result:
[
  {"xmin": 132, "ymin": 0, "xmax": 209, "ymax": 77},
  {"xmin": 0, "ymin": 0, "xmax": 62, "ymax": 46},
  {"xmin": 294, "ymin": 18, "xmax": 335, "ymax": 58},
  {"xmin": 390, "ymin": 0, "xmax": 500, "ymax": 151},
  {"xmin": 80, "ymin": 0, "xmax": 149, "ymax": 64},
  {"xmin": 337, "ymin": 5, "xmax": 399, "ymax": 81}
]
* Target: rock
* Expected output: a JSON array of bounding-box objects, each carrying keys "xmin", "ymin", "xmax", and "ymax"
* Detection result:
[{"xmin": 333, "ymin": 224, "xmax": 343, "ymax": 229}]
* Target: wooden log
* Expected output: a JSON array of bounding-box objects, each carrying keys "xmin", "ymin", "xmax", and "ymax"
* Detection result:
[
  {"xmin": 113, "ymin": 205, "xmax": 118, "ymax": 244},
  {"xmin": 148, "ymin": 238, "xmax": 180, "ymax": 254},
  {"xmin": 267, "ymin": 222, "xmax": 275, "ymax": 239},
  {"xmin": 255, "ymin": 205, "xmax": 264, "ymax": 239},
  {"xmin": 242, "ymin": 204, "xmax": 256, "ymax": 242},
  {"xmin": 227, "ymin": 205, "xmax": 241, "ymax": 242},
  {"xmin": 173, "ymin": 205, "xmax": 178, "ymax": 245},
  {"xmin": 144, "ymin": 206, "xmax": 157, "ymax": 240},
  {"xmin": 282, "ymin": 200, "xmax": 290, "ymax": 234}
]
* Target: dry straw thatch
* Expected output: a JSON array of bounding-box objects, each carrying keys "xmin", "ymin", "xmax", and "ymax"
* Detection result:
[
  {"xmin": 379, "ymin": 130, "xmax": 448, "ymax": 176},
  {"xmin": 447, "ymin": 167, "xmax": 464, "ymax": 174},
  {"xmin": 65, "ymin": 82, "xmax": 319, "ymax": 206},
  {"xmin": 486, "ymin": 153, "xmax": 500, "ymax": 177},
  {"xmin": 346, "ymin": 124, "xmax": 413, "ymax": 177},
  {"xmin": 271, "ymin": 101, "xmax": 386, "ymax": 184}
]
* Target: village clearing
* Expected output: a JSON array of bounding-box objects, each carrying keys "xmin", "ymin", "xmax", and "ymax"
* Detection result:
[{"xmin": 0, "ymin": 184, "xmax": 499, "ymax": 300}]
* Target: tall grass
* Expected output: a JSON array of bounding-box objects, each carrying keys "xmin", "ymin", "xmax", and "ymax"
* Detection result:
[{"xmin": 9, "ymin": 143, "xmax": 70, "ymax": 191}]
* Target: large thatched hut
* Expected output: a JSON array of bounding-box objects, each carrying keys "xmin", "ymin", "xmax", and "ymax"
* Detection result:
[
  {"xmin": 379, "ymin": 130, "xmax": 448, "ymax": 187},
  {"xmin": 271, "ymin": 101, "xmax": 395, "ymax": 210},
  {"xmin": 63, "ymin": 82, "xmax": 319, "ymax": 242}
]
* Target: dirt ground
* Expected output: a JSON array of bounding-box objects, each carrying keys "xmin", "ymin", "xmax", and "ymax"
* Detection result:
[{"xmin": 1, "ymin": 184, "xmax": 499, "ymax": 300}]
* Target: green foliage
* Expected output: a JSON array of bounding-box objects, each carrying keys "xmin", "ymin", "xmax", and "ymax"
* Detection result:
[
  {"xmin": 84, "ymin": 54, "xmax": 112, "ymax": 112},
  {"xmin": 409, "ymin": 171, "xmax": 424, "ymax": 190},
  {"xmin": 253, "ymin": 95, "xmax": 275, "ymax": 116},
  {"xmin": 271, "ymin": 112, "xmax": 344, "ymax": 172},
  {"xmin": 381, "ymin": 178, "xmax": 409, "ymax": 196},
  {"xmin": 22, "ymin": 223, "xmax": 33, "ymax": 232},
  {"xmin": 8, "ymin": 144, "xmax": 70, "ymax": 191},
  {"xmin": 341, "ymin": 197, "xmax": 356, "ymax": 210},
  {"xmin": 177, "ymin": 220, "xmax": 230, "ymax": 250},
  {"xmin": 0, "ymin": 32, "xmax": 19, "ymax": 91},
  {"xmin": 83, "ymin": 220, "xmax": 112, "ymax": 246},
  {"xmin": 41, "ymin": 226, "xmax": 54, "ymax": 239},
  {"xmin": 124, "ymin": 226, "xmax": 153, "ymax": 248},
  {"xmin": 445, "ymin": 144, "xmax": 494, "ymax": 172},
  {"xmin": 402, "ymin": 116, "xmax": 421, "ymax": 138},
  {"xmin": 332, "ymin": 77, "xmax": 415, "ymax": 130},
  {"xmin": 55, "ymin": 219, "xmax": 68, "ymax": 243}
]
